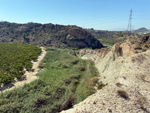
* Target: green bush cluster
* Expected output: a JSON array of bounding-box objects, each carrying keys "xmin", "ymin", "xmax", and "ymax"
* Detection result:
[{"xmin": 0, "ymin": 43, "xmax": 41, "ymax": 85}]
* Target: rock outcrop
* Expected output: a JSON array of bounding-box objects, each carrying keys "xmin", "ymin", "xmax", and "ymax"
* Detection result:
[{"xmin": 61, "ymin": 42, "xmax": 150, "ymax": 113}]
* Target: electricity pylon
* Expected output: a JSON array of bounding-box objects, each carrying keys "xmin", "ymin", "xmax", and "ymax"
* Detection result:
[{"xmin": 127, "ymin": 9, "xmax": 132, "ymax": 35}]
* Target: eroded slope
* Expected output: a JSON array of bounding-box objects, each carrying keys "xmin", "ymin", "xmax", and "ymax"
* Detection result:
[{"xmin": 61, "ymin": 42, "xmax": 150, "ymax": 113}]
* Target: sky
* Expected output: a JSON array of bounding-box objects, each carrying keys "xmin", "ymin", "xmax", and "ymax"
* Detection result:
[{"xmin": 0, "ymin": 0, "xmax": 150, "ymax": 31}]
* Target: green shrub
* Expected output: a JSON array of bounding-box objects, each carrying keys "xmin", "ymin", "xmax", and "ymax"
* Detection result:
[
  {"xmin": 97, "ymin": 81, "xmax": 106, "ymax": 89},
  {"xmin": 25, "ymin": 61, "xmax": 32, "ymax": 71}
]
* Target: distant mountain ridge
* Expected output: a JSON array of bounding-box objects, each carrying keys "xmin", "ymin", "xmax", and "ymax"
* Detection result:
[
  {"xmin": 133, "ymin": 27, "xmax": 150, "ymax": 34},
  {"xmin": 0, "ymin": 21, "xmax": 103, "ymax": 49}
]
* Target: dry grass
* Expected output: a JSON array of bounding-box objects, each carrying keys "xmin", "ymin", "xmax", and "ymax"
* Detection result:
[
  {"xmin": 134, "ymin": 42, "xmax": 142, "ymax": 50},
  {"xmin": 60, "ymin": 95, "xmax": 74, "ymax": 111},
  {"xmin": 88, "ymin": 77, "xmax": 99, "ymax": 86}
]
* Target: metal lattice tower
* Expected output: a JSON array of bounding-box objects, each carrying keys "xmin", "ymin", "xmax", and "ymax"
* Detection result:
[{"xmin": 127, "ymin": 9, "xmax": 132, "ymax": 35}]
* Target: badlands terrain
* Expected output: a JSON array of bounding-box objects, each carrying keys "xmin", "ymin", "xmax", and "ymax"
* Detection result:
[
  {"xmin": 61, "ymin": 37, "xmax": 150, "ymax": 113},
  {"xmin": 0, "ymin": 21, "xmax": 150, "ymax": 112}
]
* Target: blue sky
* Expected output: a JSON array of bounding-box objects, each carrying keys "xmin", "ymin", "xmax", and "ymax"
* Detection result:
[{"xmin": 0, "ymin": 0, "xmax": 150, "ymax": 30}]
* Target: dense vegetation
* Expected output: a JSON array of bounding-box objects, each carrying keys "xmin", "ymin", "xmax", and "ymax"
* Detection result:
[
  {"xmin": 0, "ymin": 48, "xmax": 104, "ymax": 113},
  {"xmin": 0, "ymin": 21, "xmax": 103, "ymax": 49},
  {"xmin": 0, "ymin": 43, "xmax": 41, "ymax": 85}
]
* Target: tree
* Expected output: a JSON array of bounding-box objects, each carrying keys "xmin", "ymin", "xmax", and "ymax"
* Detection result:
[
  {"xmin": 90, "ymin": 28, "xmax": 94, "ymax": 30},
  {"xmin": 22, "ymin": 33, "xmax": 26, "ymax": 39},
  {"xmin": 25, "ymin": 61, "xmax": 32, "ymax": 71}
]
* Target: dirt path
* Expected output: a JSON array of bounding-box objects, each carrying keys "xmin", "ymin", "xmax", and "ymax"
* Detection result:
[{"xmin": 0, "ymin": 47, "xmax": 47, "ymax": 93}]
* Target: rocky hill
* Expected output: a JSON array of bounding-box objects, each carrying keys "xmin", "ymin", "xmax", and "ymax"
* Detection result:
[
  {"xmin": 134, "ymin": 27, "xmax": 150, "ymax": 34},
  {"xmin": 0, "ymin": 21, "xmax": 103, "ymax": 49},
  {"xmin": 61, "ymin": 41, "xmax": 150, "ymax": 113}
]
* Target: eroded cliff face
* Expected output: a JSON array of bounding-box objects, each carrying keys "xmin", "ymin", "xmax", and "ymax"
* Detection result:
[
  {"xmin": 79, "ymin": 47, "xmax": 110, "ymax": 61},
  {"xmin": 79, "ymin": 42, "xmax": 135, "ymax": 85},
  {"xmin": 61, "ymin": 42, "xmax": 150, "ymax": 113}
]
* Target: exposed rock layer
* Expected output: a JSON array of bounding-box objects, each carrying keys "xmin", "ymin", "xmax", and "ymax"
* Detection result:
[{"xmin": 61, "ymin": 42, "xmax": 150, "ymax": 113}]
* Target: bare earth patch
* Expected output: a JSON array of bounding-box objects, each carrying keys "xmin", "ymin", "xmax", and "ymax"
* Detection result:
[{"xmin": 0, "ymin": 47, "xmax": 47, "ymax": 92}]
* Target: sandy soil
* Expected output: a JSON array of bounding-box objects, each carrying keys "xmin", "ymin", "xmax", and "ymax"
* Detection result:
[{"xmin": 0, "ymin": 47, "xmax": 47, "ymax": 93}]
